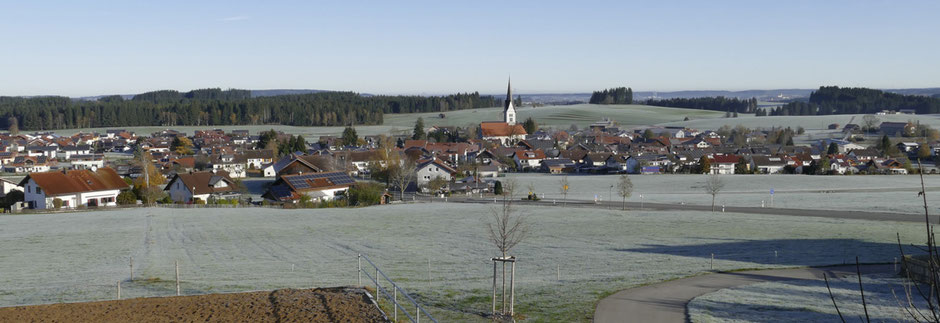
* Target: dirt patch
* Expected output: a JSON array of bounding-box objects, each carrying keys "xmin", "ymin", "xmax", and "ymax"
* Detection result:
[{"xmin": 0, "ymin": 287, "xmax": 387, "ymax": 322}]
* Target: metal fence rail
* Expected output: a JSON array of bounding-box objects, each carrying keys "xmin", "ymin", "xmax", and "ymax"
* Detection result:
[{"xmin": 358, "ymin": 254, "xmax": 437, "ymax": 323}]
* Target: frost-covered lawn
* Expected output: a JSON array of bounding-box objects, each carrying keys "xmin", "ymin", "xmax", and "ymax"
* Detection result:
[
  {"xmin": 0, "ymin": 204, "xmax": 926, "ymax": 322},
  {"xmin": 508, "ymin": 173, "xmax": 940, "ymax": 215},
  {"xmin": 689, "ymin": 274, "xmax": 925, "ymax": 322}
]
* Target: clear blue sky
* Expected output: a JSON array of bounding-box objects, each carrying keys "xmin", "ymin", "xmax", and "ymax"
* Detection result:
[{"xmin": 1, "ymin": 1, "xmax": 938, "ymax": 96}]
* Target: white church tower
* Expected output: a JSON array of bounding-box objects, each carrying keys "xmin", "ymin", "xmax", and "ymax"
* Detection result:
[{"xmin": 503, "ymin": 78, "xmax": 516, "ymax": 125}]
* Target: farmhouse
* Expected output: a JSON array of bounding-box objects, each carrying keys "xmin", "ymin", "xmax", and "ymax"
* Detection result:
[
  {"xmin": 3, "ymin": 156, "xmax": 55, "ymax": 173},
  {"xmin": 262, "ymin": 171, "xmax": 355, "ymax": 203},
  {"xmin": 164, "ymin": 170, "xmax": 240, "ymax": 203},
  {"xmin": 18, "ymin": 167, "xmax": 129, "ymax": 209},
  {"xmin": 709, "ymin": 155, "xmax": 740, "ymax": 175}
]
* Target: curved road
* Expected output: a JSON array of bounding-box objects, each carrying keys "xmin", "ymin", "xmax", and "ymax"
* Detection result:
[{"xmin": 593, "ymin": 264, "xmax": 895, "ymax": 323}]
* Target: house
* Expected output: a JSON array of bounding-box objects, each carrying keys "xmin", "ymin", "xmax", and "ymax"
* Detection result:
[
  {"xmin": 164, "ymin": 170, "xmax": 241, "ymax": 203},
  {"xmin": 879, "ymin": 122, "xmax": 915, "ymax": 137},
  {"xmin": 266, "ymin": 154, "xmax": 331, "ymax": 177},
  {"xmin": 262, "ymin": 171, "xmax": 355, "ymax": 203},
  {"xmin": 18, "ymin": 167, "xmax": 129, "ymax": 209},
  {"xmin": 4, "ymin": 156, "xmax": 55, "ymax": 173},
  {"xmin": 242, "ymin": 150, "xmax": 276, "ymax": 169},
  {"xmin": 750, "ymin": 156, "xmax": 788, "ymax": 174},
  {"xmin": 69, "ymin": 154, "xmax": 105, "ymax": 170},
  {"xmin": 709, "ymin": 155, "xmax": 740, "ymax": 175},
  {"xmin": 897, "ymin": 142, "xmax": 919, "ymax": 153},
  {"xmin": 539, "ymin": 158, "xmax": 576, "ymax": 174},
  {"xmin": 416, "ymin": 158, "xmax": 457, "ymax": 187},
  {"xmin": 513, "ymin": 150, "xmax": 546, "ymax": 170},
  {"xmin": 58, "ymin": 145, "xmax": 92, "ymax": 160},
  {"xmin": 0, "ymin": 178, "xmax": 22, "ymax": 198}
]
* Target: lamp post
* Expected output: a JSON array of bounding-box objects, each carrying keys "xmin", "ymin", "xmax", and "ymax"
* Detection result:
[{"xmin": 608, "ymin": 185, "xmax": 613, "ymax": 210}]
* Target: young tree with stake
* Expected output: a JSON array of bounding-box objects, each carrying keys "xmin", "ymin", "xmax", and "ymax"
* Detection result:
[
  {"xmin": 559, "ymin": 176, "xmax": 570, "ymax": 206},
  {"xmin": 486, "ymin": 179, "xmax": 528, "ymax": 318}
]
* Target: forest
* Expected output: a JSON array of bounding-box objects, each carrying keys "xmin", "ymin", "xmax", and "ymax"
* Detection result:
[
  {"xmin": 644, "ymin": 97, "xmax": 758, "ymax": 113},
  {"xmin": 0, "ymin": 89, "xmax": 501, "ymax": 131},
  {"xmin": 589, "ymin": 87, "xmax": 633, "ymax": 104},
  {"xmin": 770, "ymin": 86, "xmax": 940, "ymax": 116}
]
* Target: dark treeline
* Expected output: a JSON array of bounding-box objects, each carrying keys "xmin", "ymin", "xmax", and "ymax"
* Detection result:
[
  {"xmin": 0, "ymin": 89, "xmax": 501, "ymax": 131},
  {"xmin": 644, "ymin": 97, "xmax": 758, "ymax": 113},
  {"xmin": 771, "ymin": 86, "xmax": 940, "ymax": 116},
  {"xmin": 589, "ymin": 87, "xmax": 633, "ymax": 104}
]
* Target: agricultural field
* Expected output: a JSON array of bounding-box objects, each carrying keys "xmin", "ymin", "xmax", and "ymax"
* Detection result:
[
  {"xmin": 507, "ymin": 174, "xmax": 940, "ymax": 216},
  {"xmin": 49, "ymin": 104, "xmax": 725, "ymax": 138},
  {"xmin": 658, "ymin": 113, "xmax": 940, "ymax": 132},
  {"xmin": 0, "ymin": 204, "xmax": 927, "ymax": 322},
  {"xmin": 383, "ymin": 104, "xmax": 726, "ymax": 130},
  {"xmin": 688, "ymin": 274, "xmax": 921, "ymax": 322}
]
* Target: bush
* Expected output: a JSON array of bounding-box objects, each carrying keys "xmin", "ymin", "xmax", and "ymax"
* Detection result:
[
  {"xmin": 347, "ymin": 183, "xmax": 385, "ymax": 206},
  {"xmin": 160, "ymin": 196, "xmax": 173, "ymax": 204},
  {"xmin": 193, "ymin": 198, "xmax": 206, "ymax": 205},
  {"xmin": 52, "ymin": 198, "xmax": 63, "ymax": 209},
  {"xmin": 494, "ymin": 181, "xmax": 503, "ymax": 195},
  {"xmin": 117, "ymin": 191, "xmax": 137, "ymax": 205}
]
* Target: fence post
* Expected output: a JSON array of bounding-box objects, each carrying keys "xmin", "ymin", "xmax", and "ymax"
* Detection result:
[
  {"xmin": 393, "ymin": 287, "xmax": 398, "ymax": 322},
  {"xmin": 117, "ymin": 281, "xmax": 121, "ymax": 299},
  {"xmin": 510, "ymin": 261, "xmax": 515, "ymax": 316},
  {"xmin": 176, "ymin": 260, "xmax": 181, "ymax": 296},
  {"xmin": 130, "ymin": 256, "xmax": 134, "ymax": 281},
  {"xmin": 357, "ymin": 254, "xmax": 361, "ymax": 287},
  {"xmin": 710, "ymin": 253, "xmax": 714, "ymax": 270},
  {"xmin": 428, "ymin": 257, "xmax": 432, "ymax": 289},
  {"xmin": 492, "ymin": 260, "xmax": 497, "ymax": 316},
  {"xmin": 416, "ymin": 303, "xmax": 420, "ymax": 323},
  {"xmin": 375, "ymin": 267, "xmax": 379, "ymax": 300}
]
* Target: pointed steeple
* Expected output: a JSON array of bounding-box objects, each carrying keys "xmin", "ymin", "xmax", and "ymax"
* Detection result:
[{"xmin": 506, "ymin": 76, "xmax": 512, "ymax": 101}]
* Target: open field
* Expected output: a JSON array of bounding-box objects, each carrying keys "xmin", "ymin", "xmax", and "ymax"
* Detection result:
[
  {"xmin": 658, "ymin": 113, "xmax": 940, "ymax": 132},
  {"xmin": 48, "ymin": 104, "xmax": 725, "ymax": 138},
  {"xmin": 383, "ymin": 104, "xmax": 726, "ymax": 129},
  {"xmin": 688, "ymin": 274, "xmax": 920, "ymax": 322},
  {"xmin": 0, "ymin": 204, "xmax": 927, "ymax": 322},
  {"xmin": 507, "ymin": 174, "xmax": 940, "ymax": 215}
]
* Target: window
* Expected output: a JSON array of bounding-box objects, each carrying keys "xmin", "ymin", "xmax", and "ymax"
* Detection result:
[{"xmin": 36, "ymin": 187, "xmax": 41, "ymax": 194}]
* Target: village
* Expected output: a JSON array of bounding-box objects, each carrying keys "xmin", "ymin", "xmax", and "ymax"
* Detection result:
[{"xmin": 0, "ymin": 83, "xmax": 937, "ymax": 211}]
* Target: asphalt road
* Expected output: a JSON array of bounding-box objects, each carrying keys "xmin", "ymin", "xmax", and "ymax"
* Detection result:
[
  {"xmin": 447, "ymin": 196, "xmax": 932, "ymax": 223},
  {"xmin": 593, "ymin": 264, "xmax": 895, "ymax": 323}
]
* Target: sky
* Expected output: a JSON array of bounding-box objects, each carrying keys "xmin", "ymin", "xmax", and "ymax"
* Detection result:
[{"xmin": 1, "ymin": 1, "xmax": 939, "ymax": 97}]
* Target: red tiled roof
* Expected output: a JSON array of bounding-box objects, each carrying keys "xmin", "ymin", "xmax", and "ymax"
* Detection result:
[
  {"xmin": 20, "ymin": 167, "xmax": 129, "ymax": 196},
  {"xmin": 480, "ymin": 122, "xmax": 527, "ymax": 137}
]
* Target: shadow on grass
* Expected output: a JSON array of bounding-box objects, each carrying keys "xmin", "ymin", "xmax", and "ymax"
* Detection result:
[{"xmin": 617, "ymin": 239, "xmax": 922, "ymax": 266}]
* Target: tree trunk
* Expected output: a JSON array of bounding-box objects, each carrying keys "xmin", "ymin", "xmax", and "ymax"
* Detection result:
[
  {"xmin": 711, "ymin": 194, "xmax": 716, "ymax": 212},
  {"xmin": 622, "ymin": 196, "xmax": 626, "ymax": 210}
]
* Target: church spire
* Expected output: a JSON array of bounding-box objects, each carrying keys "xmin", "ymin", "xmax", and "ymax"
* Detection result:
[{"xmin": 506, "ymin": 76, "xmax": 512, "ymax": 100}]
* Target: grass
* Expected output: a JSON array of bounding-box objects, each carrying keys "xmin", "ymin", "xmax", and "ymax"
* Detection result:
[
  {"xmin": 48, "ymin": 104, "xmax": 725, "ymax": 138},
  {"xmin": 0, "ymin": 204, "xmax": 928, "ymax": 322}
]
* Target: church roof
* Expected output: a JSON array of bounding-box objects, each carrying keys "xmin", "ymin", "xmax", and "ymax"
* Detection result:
[{"xmin": 481, "ymin": 122, "xmax": 527, "ymax": 137}]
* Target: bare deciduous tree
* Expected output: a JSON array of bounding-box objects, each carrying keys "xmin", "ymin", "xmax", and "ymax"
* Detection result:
[
  {"xmin": 390, "ymin": 159, "xmax": 416, "ymax": 200},
  {"xmin": 486, "ymin": 179, "xmax": 528, "ymax": 316},
  {"xmin": 702, "ymin": 175, "xmax": 724, "ymax": 212},
  {"xmin": 863, "ymin": 114, "xmax": 880, "ymax": 133},
  {"xmin": 618, "ymin": 174, "xmax": 633, "ymax": 210}
]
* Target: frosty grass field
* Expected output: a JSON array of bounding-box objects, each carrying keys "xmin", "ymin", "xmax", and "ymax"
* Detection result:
[
  {"xmin": 50, "ymin": 104, "xmax": 725, "ymax": 138},
  {"xmin": 507, "ymin": 174, "xmax": 940, "ymax": 215},
  {"xmin": 688, "ymin": 274, "xmax": 924, "ymax": 322},
  {"xmin": 0, "ymin": 203, "xmax": 928, "ymax": 322}
]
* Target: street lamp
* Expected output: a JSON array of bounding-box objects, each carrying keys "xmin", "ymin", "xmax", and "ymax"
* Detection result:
[{"xmin": 608, "ymin": 185, "xmax": 613, "ymax": 210}]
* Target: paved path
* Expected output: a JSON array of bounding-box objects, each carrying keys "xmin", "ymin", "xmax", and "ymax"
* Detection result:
[
  {"xmin": 448, "ymin": 197, "xmax": 930, "ymax": 223},
  {"xmin": 593, "ymin": 264, "xmax": 895, "ymax": 323}
]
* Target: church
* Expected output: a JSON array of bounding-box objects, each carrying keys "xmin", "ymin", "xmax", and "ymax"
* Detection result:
[{"xmin": 480, "ymin": 78, "xmax": 527, "ymax": 145}]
